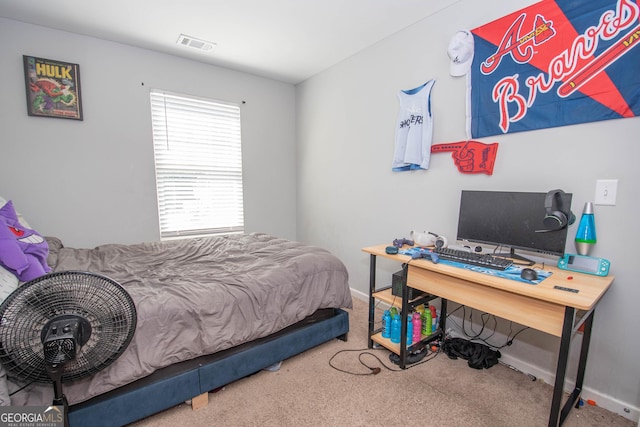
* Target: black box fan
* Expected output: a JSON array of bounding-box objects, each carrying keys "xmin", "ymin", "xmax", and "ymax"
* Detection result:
[{"xmin": 0, "ymin": 271, "xmax": 137, "ymax": 426}]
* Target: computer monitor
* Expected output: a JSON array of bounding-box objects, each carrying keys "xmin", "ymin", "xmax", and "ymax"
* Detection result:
[{"xmin": 456, "ymin": 190, "xmax": 573, "ymax": 264}]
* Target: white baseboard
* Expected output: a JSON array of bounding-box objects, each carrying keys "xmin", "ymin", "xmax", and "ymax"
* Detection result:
[
  {"xmin": 350, "ymin": 287, "xmax": 639, "ymax": 422},
  {"xmin": 350, "ymin": 288, "xmax": 368, "ymax": 302},
  {"xmin": 498, "ymin": 353, "xmax": 639, "ymax": 422}
]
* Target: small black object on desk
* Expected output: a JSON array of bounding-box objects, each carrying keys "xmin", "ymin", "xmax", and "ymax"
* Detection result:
[{"xmin": 520, "ymin": 268, "xmax": 538, "ymax": 281}]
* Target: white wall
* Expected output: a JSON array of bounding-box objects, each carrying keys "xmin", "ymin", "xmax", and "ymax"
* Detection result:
[
  {"xmin": 296, "ymin": 0, "xmax": 640, "ymax": 420},
  {"xmin": 0, "ymin": 18, "xmax": 297, "ymax": 247}
]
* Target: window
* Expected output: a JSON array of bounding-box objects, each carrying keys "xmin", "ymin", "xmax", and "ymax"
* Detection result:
[{"xmin": 150, "ymin": 89, "xmax": 244, "ymax": 239}]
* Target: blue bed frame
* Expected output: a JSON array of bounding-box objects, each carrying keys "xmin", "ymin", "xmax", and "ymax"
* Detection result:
[{"xmin": 68, "ymin": 308, "xmax": 349, "ymax": 427}]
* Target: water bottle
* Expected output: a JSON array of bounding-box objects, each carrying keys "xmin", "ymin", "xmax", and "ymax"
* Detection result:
[
  {"xmin": 430, "ymin": 306, "xmax": 438, "ymax": 332},
  {"xmin": 390, "ymin": 306, "xmax": 398, "ymax": 318},
  {"xmin": 412, "ymin": 312, "xmax": 422, "ymax": 343},
  {"xmin": 382, "ymin": 310, "xmax": 391, "ymax": 338},
  {"xmin": 406, "ymin": 316, "xmax": 413, "ymax": 346},
  {"xmin": 390, "ymin": 313, "xmax": 401, "ymax": 343},
  {"xmin": 420, "ymin": 308, "xmax": 431, "ymax": 336},
  {"xmin": 423, "ymin": 310, "xmax": 432, "ymax": 336}
]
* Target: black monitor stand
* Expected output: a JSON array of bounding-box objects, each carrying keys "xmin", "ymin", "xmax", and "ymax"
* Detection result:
[{"xmin": 494, "ymin": 248, "xmax": 535, "ymax": 266}]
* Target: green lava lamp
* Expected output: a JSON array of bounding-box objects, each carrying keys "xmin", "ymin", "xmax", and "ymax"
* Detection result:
[{"xmin": 575, "ymin": 202, "xmax": 596, "ymax": 256}]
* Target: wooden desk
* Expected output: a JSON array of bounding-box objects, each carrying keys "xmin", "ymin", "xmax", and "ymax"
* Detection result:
[{"xmin": 362, "ymin": 244, "xmax": 614, "ymax": 427}]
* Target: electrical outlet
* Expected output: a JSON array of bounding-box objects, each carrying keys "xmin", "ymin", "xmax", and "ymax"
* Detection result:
[{"xmin": 594, "ymin": 179, "xmax": 618, "ymax": 205}]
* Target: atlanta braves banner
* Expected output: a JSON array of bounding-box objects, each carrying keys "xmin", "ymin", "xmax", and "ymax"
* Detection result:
[{"xmin": 469, "ymin": 0, "xmax": 640, "ymax": 138}]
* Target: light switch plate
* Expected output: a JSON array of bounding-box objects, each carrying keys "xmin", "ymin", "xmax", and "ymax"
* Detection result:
[{"xmin": 594, "ymin": 179, "xmax": 618, "ymax": 205}]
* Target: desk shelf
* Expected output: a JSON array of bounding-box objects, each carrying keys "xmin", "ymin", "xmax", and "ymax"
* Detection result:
[
  {"xmin": 368, "ymin": 266, "xmax": 442, "ymax": 367},
  {"xmin": 372, "ymin": 288, "xmax": 436, "ymax": 309},
  {"xmin": 371, "ymin": 331, "xmax": 441, "ymax": 354},
  {"xmin": 371, "ymin": 332, "xmax": 400, "ymax": 353}
]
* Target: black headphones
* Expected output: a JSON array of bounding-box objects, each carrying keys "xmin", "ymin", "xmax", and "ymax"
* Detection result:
[{"xmin": 542, "ymin": 189, "xmax": 575, "ymax": 231}]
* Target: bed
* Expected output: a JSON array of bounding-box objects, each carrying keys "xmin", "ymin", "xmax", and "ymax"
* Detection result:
[{"xmin": 4, "ymin": 232, "xmax": 352, "ymax": 426}]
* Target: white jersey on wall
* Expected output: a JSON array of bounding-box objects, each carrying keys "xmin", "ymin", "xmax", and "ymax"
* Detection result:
[{"xmin": 392, "ymin": 80, "xmax": 435, "ymax": 171}]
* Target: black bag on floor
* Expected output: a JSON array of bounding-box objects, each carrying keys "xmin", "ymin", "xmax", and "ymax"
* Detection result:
[{"xmin": 442, "ymin": 338, "xmax": 501, "ymax": 369}]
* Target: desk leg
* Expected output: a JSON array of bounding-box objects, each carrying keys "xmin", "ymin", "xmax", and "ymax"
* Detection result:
[
  {"xmin": 559, "ymin": 309, "xmax": 595, "ymax": 423},
  {"xmin": 440, "ymin": 298, "xmax": 448, "ymax": 335},
  {"xmin": 549, "ymin": 307, "xmax": 574, "ymax": 427},
  {"xmin": 573, "ymin": 310, "xmax": 594, "ymax": 403},
  {"xmin": 549, "ymin": 307, "xmax": 595, "ymax": 427},
  {"xmin": 399, "ymin": 265, "xmax": 409, "ymax": 369},
  {"xmin": 367, "ymin": 254, "xmax": 377, "ymax": 349}
]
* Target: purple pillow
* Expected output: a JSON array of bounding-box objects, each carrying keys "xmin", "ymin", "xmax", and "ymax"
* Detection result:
[{"xmin": 0, "ymin": 201, "xmax": 51, "ymax": 282}]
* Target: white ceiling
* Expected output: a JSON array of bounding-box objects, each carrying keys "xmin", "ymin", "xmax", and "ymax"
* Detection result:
[{"xmin": 0, "ymin": 0, "xmax": 459, "ymax": 84}]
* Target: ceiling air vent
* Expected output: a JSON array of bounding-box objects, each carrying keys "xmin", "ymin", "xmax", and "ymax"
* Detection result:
[{"xmin": 177, "ymin": 34, "xmax": 216, "ymax": 51}]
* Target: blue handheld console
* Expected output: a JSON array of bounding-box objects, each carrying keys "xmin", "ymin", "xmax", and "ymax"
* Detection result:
[{"xmin": 557, "ymin": 253, "xmax": 610, "ymax": 276}]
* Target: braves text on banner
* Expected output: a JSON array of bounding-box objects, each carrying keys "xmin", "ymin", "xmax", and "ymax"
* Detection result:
[{"xmin": 469, "ymin": 0, "xmax": 640, "ymax": 138}]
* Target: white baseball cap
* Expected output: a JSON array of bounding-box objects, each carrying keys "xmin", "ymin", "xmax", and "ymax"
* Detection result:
[{"xmin": 448, "ymin": 30, "xmax": 474, "ymax": 76}]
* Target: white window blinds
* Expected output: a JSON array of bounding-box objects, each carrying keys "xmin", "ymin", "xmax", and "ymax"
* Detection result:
[{"xmin": 150, "ymin": 89, "xmax": 244, "ymax": 238}]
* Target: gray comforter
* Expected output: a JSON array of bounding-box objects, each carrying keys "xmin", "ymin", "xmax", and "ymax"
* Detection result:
[{"xmin": 8, "ymin": 233, "xmax": 352, "ymax": 406}]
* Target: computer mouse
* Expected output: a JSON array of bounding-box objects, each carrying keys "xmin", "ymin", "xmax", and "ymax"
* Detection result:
[{"xmin": 520, "ymin": 268, "xmax": 538, "ymax": 281}]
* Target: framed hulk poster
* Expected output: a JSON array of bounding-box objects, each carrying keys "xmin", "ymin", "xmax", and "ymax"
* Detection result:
[{"xmin": 23, "ymin": 55, "xmax": 83, "ymax": 120}]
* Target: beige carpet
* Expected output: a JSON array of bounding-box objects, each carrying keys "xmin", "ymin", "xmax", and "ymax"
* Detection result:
[{"xmin": 129, "ymin": 295, "xmax": 634, "ymax": 427}]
